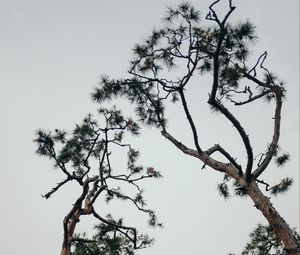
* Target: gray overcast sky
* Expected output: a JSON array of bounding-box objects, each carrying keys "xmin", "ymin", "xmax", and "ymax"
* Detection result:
[{"xmin": 0, "ymin": 0, "xmax": 299, "ymax": 254}]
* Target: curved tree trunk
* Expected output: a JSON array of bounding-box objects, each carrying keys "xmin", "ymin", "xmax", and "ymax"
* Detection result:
[
  {"xmin": 60, "ymin": 209, "xmax": 81, "ymax": 255},
  {"xmin": 246, "ymin": 181, "xmax": 300, "ymax": 254}
]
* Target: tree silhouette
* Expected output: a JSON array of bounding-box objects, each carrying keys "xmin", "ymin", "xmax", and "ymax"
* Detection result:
[
  {"xmin": 91, "ymin": 1, "xmax": 299, "ymax": 254},
  {"xmin": 35, "ymin": 108, "xmax": 162, "ymax": 255}
]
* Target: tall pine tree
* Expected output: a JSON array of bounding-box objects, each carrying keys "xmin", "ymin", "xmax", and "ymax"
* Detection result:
[{"xmin": 91, "ymin": 1, "xmax": 299, "ymax": 254}]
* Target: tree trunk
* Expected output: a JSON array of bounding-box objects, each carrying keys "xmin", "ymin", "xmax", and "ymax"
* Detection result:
[
  {"xmin": 60, "ymin": 246, "xmax": 71, "ymax": 255},
  {"xmin": 246, "ymin": 181, "xmax": 300, "ymax": 254},
  {"xmin": 60, "ymin": 209, "xmax": 81, "ymax": 255}
]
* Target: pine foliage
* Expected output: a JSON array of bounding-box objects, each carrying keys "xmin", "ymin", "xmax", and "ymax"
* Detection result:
[
  {"xmin": 35, "ymin": 107, "xmax": 162, "ymax": 254},
  {"xmin": 240, "ymin": 224, "xmax": 300, "ymax": 255}
]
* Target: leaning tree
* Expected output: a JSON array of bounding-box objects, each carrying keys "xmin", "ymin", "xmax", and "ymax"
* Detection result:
[
  {"xmin": 35, "ymin": 108, "xmax": 162, "ymax": 255},
  {"xmin": 91, "ymin": 1, "xmax": 299, "ymax": 254}
]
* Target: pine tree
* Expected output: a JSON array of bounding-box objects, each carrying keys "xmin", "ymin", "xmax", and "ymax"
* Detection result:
[
  {"xmin": 34, "ymin": 109, "xmax": 161, "ymax": 255},
  {"xmin": 91, "ymin": 1, "xmax": 299, "ymax": 254}
]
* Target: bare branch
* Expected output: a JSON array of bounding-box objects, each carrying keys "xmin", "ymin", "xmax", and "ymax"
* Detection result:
[
  {"xmin": 248, "ymin": 51, "xmax": 268, "ymax": 77},
  {"xmin": 178, "ymin": 89, "xmax": 203, "ymax": 154},
  {"xmin": 233, "ymin": 89, "xmax": 272, "ymax": 106},
  {"xmin": 161, "ymin": 130, "xmax": 240, "ymax": 179},
  {"xmin": 221, "ymin": 0, "xmax": 236, "ymax": 26},
  {"xmin": 42, "ymin": 177, "xmax": 71, "ymax": 199},
  {"xmin": 205, "ymin": 144, "xmax": 242, "ymax": 173},
  {"xmin": 256, "ymin": 179, "xmax": 271, "ymax": 191},
  {"xmin": 252, "ymin": 89, "xmax": 283, "ymax": 179},
  {"xmin": 161, "ymin": 130, "xmax": 199, "ymax": 158},
  {"xmin": 206, "ymin": 0, "xmax": 222, "ymax": 25}
]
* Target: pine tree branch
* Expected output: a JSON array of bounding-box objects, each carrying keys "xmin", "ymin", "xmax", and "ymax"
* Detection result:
[
  {"xmin": 161, "ymin": 130, "xmax": 199, "ymax": 158},
  {"xmin": 252, "ymin": 89, "xmax": 283, "ymax": 179},
  {"xmin": 232, "ymin": 89, "xmax": 272, "ymax": 106},
  {"xmin": 205, "ymin": 144, "xmax": 242, "ymax": 173},
  {"xmin": 220, "ymin": 1, "xmax": 236, "ymax": 27},
  {"xmin": 161, "ymin": 130, "xmax": 240, "ymax": 179},
  {"xmin": 208, "ymin": 98, "xmax": 253, "ymax": 179},
  {"xmin": 207, "ymin": 5, "xmax": 254, "ymax": 180},
  {"xmin": 106, "ymin": 189, "xmax": 153, "ymax": 215},
  {"xmin": 91, "ymin": 208, "xmax": 138, "ymax": 248},
  {"xmin": 81, "ymin": 133, "xmax": 101, "ymax": 179},
  {"xmin": 256, "ymin": 179, "xmax": 271, "ymax": 191},
  {"xmin": 243, "ymin": 73, "xmax": 268, "ymax": 88},
  {"xmin": 42, "ymin": 177, "xmax": 71, "ymax": 199},
  {"xmin": 207, "ymin": 0, "xmax": 235, "ymax": 27},
  {"xmin": 108, "ymin": 174, "xmax": 152, "ymax": 184},
  {"xmin": 178, "ymin": 89, "xmax": 203, "ymax": 154},
  {"xmin": 88, "ymin": 184, "xmax": 107, "ymax": 208},
  {"xmin": 128, "ymin": 71, "xmax": 177, "ymax": 92},
  {"xmin": 206, "ymin": 0, "xmax": 222, "ymax": 25},
  {"xmin": 248, "ymin": 51, "xmax": 268, "ymax": 77},
  {"xmin": 50, "ymin": 148, "xmax": 74, "ymax": 180}
]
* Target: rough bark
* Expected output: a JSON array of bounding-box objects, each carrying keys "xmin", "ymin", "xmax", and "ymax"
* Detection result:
[
  {"xmin": 60, "ymin": 209, "xmax": 81, "ymax": 255},
  {"xmin": 245, "ymin": 181, "xmax": 300, "ymax": 254}
]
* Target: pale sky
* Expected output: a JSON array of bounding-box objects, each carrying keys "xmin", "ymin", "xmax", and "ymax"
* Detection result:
[{"xmin": 0, "ymin": 0, "xmax": 299, "ymax": 254}]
